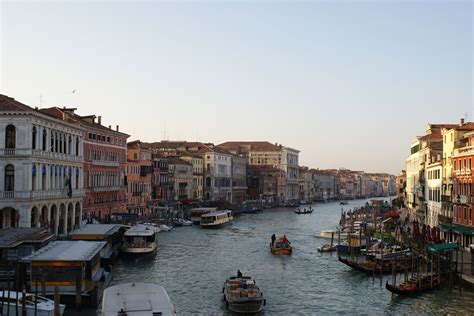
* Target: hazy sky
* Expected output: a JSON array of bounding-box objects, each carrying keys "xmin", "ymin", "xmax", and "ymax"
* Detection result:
[{"xmin": 1, "ymin": 1, "xmax": 472, "ymax": 174}]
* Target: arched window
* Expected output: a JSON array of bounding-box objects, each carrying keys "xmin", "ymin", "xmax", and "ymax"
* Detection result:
[
  {"xmin": 75, "ymin": 137, "xmax": 80, "ymax": 156},
  {"xmin": 5, "ymin": 164, "xmax": 14, "ymax": 191},
  {"xmin": 63, "ymin": 134, "xmax": 67, "ymax": 154},
  {"xmin": 5, "ymin": 125, "xmax": 16, "ymax": 149},
  {"xmin": 68, "ymin": 136, "xmax": 72, "ymax": 155},
  {"xmin": 42, "ymin": 129, "xmax": 47, "ymax": 151},
  {"xmin": 59, "ymin": 133, "xmax": 63, "ymax": 153},
  {"xmin": 32, "ymin": 126, "xmax": 37, "ymax": 149}
]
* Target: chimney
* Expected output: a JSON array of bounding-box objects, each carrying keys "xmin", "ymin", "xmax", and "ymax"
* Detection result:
[
  {"xmin": 116, "ymin": 125, "xmax": 119, "ymax": 132},
  {"xmin": 460, "ymin": 118, "xmax": 465, "ymax": 126},
  {"xmin": 98, "ymin": 116, "xmax": 102, "ymax": 125},
  {"xmin": 109, "ymin": 125, "xmax": 111, "ymax": 129}
]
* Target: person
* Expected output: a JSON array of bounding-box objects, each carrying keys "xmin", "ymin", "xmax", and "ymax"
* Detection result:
[
  {"xmin": 282, "ymin": 235, "xmax": 290, "ymax": 245},
  {"xmin": 237, "ymin": 270, "xmax": 242, "ymax": 278},
  {"xmin": 271, "ymin": 234, "xmax": 276, "ymax": 247}
]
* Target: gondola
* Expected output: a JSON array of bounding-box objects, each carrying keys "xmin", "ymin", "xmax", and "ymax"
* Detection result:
[
  {"xmin": 385, "ymin": 275, "xmax": 446, "ymax": 295},
  {"xmin": 294, "ymin": 208, "xmax": 313, "ymax": 214},
  {"xmin": 338, "ymin": 256, "xmax": 408, "ymax": 275}
]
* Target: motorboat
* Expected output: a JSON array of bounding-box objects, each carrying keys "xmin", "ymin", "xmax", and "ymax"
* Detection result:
[
  {"xmin": 102, "ymin": 282, "xmax": 176, "ymax": 316},
  {"xmin": 223, "ymin": 276, "xmax": 265, "ymax": 314},
  {"xmin": 190, "ymin": 207, "xmax": 217, "ymax": 225},
  {"xmin": 270, "ymin": 236, "xmax": 292, "ymax": 255},
  {"xmin": 318, "ymin": 244, "xmax": 337, "ymax": 252},
  {"xmin": 200, "ymin": 210, "xmax": 233, "ymax": 228},
  {"xmin": 159, "ymin": 224, "xmax": 173, "ymax": 232},
  {"xmin": 295, "ymin": 207, "xmax": 313, "ymax": 214},
  {"xmin": 319, "ymin": 230, "xmax": 348, "ymax": 240},
  {"xmin": 120, "ymin": 224, "xmax": 158, "ymax": 258},
  {"xmin": 0, "ymin": 291, "xmax": 65, "ymax": 316}
]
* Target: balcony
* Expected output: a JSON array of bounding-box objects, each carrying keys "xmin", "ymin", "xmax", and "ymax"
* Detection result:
[
  {"xmin": 441, "ymin": 195, "xmax": 451, "ymax": 202},
  {"xmin": 0, "ymin": 189, "xmax": 85, "ymax": 201},
  {"xmin": 454, "ymin": 145, "xmax": 474, "ymax": 157},
  {"xmin": 453, "ymin": 195, "xmax": 473, "ymax": 205},
  {"xmin": 91, "ymin": 160, "xmax": 119, "ymax": 167},
  {"xmin": 92, "ymin": 186, "xmax": 121, "ymax": 192},
  {"xmin": 438, "ymin": 214, "xmax": 453, "ymax": 224},
  {"xmin": 0, "ymin": 148, "xmax": 83, "ymax": 162}
]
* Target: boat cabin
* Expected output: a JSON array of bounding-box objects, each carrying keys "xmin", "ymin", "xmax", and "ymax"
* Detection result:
[
  {"xmin": 200, "ymin": 211, "xmax": 233, "ymax": 228},
  {"xmin": 21, "ymin": 240, "xmax": 111, "ymax": 307},
  {"xmin": 190, "ymin": 207, "xmax": 217, "ymax": 224},
  {"xmin": 0, "ymin": 228, "xmax": 54, "ymax": 289},
  {"xmin": 68, "ymin": 224, "xmax": 124, "ymax": 266}
]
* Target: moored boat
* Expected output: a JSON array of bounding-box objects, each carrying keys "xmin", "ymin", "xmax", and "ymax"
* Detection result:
[
  {"xmin": 159, "ymin": 224, "xmax": 173, "ymax": 232},
  {"xmin": 319, "ymin": 229, "xmax": 348, "ymax": 239},
  {"xmin": 0, "ymin": 291, "xmax": 65, "ymax": 316},
  {"xmin": 200, "ymin": 210, "xmax": 233, "ymax": 228},
  {"xmin": 385, "ymin": 274, "xmax": 446, "ymax": 295},
  {"xmin": 295, "ymin": 207, "xmax": 313, "ymax": 214},
  {"xmin": 318, "ymin": 244, "xmax": 337, "ymax": 252},
  {"xmin": 270, "ymin": 236, "xmax": 292, "ymax": 255},
  {"xmin": 120, "ymin": 224, "xmax": 158, "ymax": 258},
  {"xmin": 102, "ymin": 282, "xmax": 176, "ymax": 316},
  {"xmin": 223, "ymin": 276, "xmax": 265, "ymax": 314}
]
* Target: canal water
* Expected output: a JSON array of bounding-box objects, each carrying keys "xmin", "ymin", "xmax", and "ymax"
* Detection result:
[{"xmin": 75, "ymin": 198, "xmax": 474, "ymax": 315}]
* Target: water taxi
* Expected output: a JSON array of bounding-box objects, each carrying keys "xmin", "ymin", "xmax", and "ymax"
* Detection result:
[
  {"xmin": 120, "ymin": 224, "xmax": 158, "ymax": 258},
  {"xmin": 223, "ymin": 276, "xmax": 265, "ymax": 314},
  {"xmin": 0, "ymin": 291, "xmax": 65, "ymax": 316},
  {"xmin": 102, "ymin": 283, "xmax": 176, "ymax": 316},
  {"xmin": 190, "ymin": 207, "xmax": 218, "ymax": 224},
  {"xmin": 270, "ymin": 236, "xmax": 292, "ymax": 255},
  {"xmin": 200, "ymin": 210, "xmax": 233, "ymax": 228}
]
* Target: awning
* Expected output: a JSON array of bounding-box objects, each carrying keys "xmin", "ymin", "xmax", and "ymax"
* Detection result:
[
  {"xmin": 438, "ymin": 223, "xmax": 474, "ymax": 236},
  {"xmin": 427, "ymin": 243, "xmax": 459, "ymax": 253}
]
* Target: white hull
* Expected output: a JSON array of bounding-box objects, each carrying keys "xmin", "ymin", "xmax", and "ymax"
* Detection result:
[
  {"xmin": 0, "ymin": 292, "xmax": 65, "ymax": 316},
  {"xmin": 319, "ymin": 230, "xmax": 348, "ymax": 239}
]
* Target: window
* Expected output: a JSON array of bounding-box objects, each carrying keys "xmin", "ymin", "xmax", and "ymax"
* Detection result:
[
  {"xmin": 5, "ymin": 125, "xmax": 16, "ymax": 149},
  {"xmin": 32, "ymin": 126, "xmax": 37, "ymax": 149},
  {"xmin": 4, "ymin": 164, "xmax": 14, "ymax": 191},
  {"xmin": 54, "ymin": 132, "xmax": 59, "ymax": 153},
  {"xmin": 68, "ymin": 136, "xmax": 72, "ymax": 155},
  {"xmin": 42, "ymin": 129, "xmax": 47, "ymax": 151},
  {"xmin": 76, "ymin": 137, "xmax": 80, "ymax": 156}
]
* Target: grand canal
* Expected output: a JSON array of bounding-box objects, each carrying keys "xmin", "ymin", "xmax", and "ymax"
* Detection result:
[{"xmin": 77, "ymin": 198, "xmax": 473, "ymax": 315}]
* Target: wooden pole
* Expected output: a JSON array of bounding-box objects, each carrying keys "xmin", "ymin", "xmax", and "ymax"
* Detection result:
[
  {"xmin": 15, "ymin": 265, "xmax": 19, "ymax": 316},
  {"xmin": 460, "ymin": 249, "xmax": 463, "ymax": 291},
  {"xmin": 22, "ymin": 284, "xmax": 27, "ymax": 316},
  {"xmin": 330, "ymin": 232, "xmax": 334, "ymax": 248},
  {"xmin": 54, "ymin": 286, "xmax": 60, "ymax": 316},
  {"xmin": 1, "ymin": 286, "xmax": 5, "ymax": 316},
  {"xmin": 7, "ymin": 271, "xmax": 11, "ymax": 316}
]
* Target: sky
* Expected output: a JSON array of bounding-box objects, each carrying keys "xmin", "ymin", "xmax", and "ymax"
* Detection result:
[{"xmin": 1, "ymin": 0, "xmax": 472, "ymax": 174}]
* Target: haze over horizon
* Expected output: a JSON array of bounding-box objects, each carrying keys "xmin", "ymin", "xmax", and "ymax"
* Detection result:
[{"xmin": 1, "ymin": 1, "xmax": 472, "ymax": 175}]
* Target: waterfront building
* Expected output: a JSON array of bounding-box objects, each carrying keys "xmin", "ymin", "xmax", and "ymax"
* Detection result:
[
  {"xmin": 143, "ymin": 141, "xmax": 238, "ymax": 203},
  {"xmin": 311, "ymin": 169, "xmax": 340, "ymax": 201},
  {"xmin": 127, "ymin": 141, "xmax": 152, "ymax": 216},
  {"xmin": 440, "ymin": 120, "xmax": 474, "ymax": 232},
  {"xmin": 338, "ymin": 170, "xmax": 356, "ymax": 199},
  {"xmin": 179, "ymin": 154, "xmax": 204, "ymax": 199},
  {"xmin": 217, "ymin": 141, "xmax": 300, "ymax": 201},
  {"xmin": 231, "ymin": 154, "xmax": 247, "ymax": 204},
  {"xmin": 246, "ymin": 165, "xmax": 286, "ymax": 202},
  {"xmin": 299, "ymin": 166, "xmax": 316, "ymax": 202},
  {"xmin": 425, "ymin": 157, "xmax": 442, "ymax": 228},
  {"xmin": 151, "ymin": 154, "xmax": 170, "ymax": 202},
  {"xmin": 168, "ymin": 157, "xmax": 193, "ymax": 200},
  {"xmin": 0, "ymin": 95, "xmax": 84, "ymax": 235},
  {"xmin": 42, "ymin": 109, "xmax": 129, "ymax": 221},
  {"xmin": 451, "ymin": 130, "xmax": 474, "ymax": 249},
  {"xmin": 396, "ymin": 170, "xmax": 406, "ymax": 207}
]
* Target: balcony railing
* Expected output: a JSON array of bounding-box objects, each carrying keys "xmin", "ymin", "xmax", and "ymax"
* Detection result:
[
  {"xmin": 0, "ymin": 189, "xmax": 85, "ymax": 200},
  {"xmin": 0, "ymin": 148, "xmax": 83, "ymax": 162},
  {"xmin": 91, "ymin": 160, "xmax": 119, "ymax": 167},
  {"xmin": 92, "ymin": 186, "xmax": 121, "ymax": 192}
]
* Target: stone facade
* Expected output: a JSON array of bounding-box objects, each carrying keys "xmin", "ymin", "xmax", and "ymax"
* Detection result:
[{"xmin": 0, "ymin": 95, "xmax": 84, "ymax": 236}]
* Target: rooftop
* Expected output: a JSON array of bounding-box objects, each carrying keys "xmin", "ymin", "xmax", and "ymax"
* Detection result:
[
  {"xmin": 68, "ymin": 224, "xmax": 123, "ymax": 238},
  {"xmin": 0, "ymin": 228, "xmax": 54, "ymax": 249},
  {"xmin": 21, "ymin": 240, "xmax": 106, "ymax": 262}
]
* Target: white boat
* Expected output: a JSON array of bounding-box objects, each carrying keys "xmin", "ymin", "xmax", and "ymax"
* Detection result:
[
  {"xmin": 102, "ymin": 283, "xmax": 176, "ymax": 316},
  {"xmin": 159, "ymin": 224, "xmax": 173, "ymax": 232},
  {"xmin": 190, "ymin": 207, "xmax": 218, "ymax": 224},
  {"xmin": 181, "ymin": 219, "xmax": 193, "ymax": 226},
  {"xmin": 200, "ymin": 210, "xmax": 233, "ymax": 228},
  {"xmin": 120, "ymin": 224, "xmax": 158, "ymax": 258},
  {"xmin": 0, "ymin": 291, "xmax": 65, "ymax": 316},
  {"xmin": 319, "ymin": 230, "xmax": 348, "ymax": 239}
]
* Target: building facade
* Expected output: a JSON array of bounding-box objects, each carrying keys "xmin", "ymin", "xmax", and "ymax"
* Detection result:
[
  {"xmin": 127, "ymin": 141, "xmax": 152, "ymax": 216},
  {"xmin": 0, "ymin": 95, "xmax": 84, "ymax": 236}
]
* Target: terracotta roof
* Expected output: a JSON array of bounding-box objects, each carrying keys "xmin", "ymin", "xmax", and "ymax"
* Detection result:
[
  {"xmin": 0, "ymin": 94, "xmax": 34, "ymax": 112},
  {"xmin": 218, "ymin": 141, "xmax": 282, "ymax": 152},
  {"xmin": 419, "ymin": 131, "xmax": 442, "ymax": 141},
  {"xmin": 144, "ymin": 141, "xmax": 234, "ymax": 156}
]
